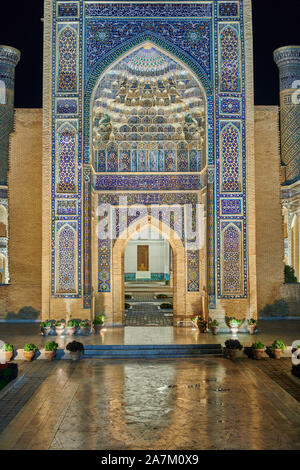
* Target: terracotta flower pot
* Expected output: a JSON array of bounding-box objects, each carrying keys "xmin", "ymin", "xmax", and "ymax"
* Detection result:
[
  {"xmin": 2, "ymin": 351, "xmax": 13, "ymax": 363},
  {"xmin": 23, "ymin": 350, "xmax": 35, "ymax": 362},
  {"xmin": 41, "ymin": 327, "xmax": 51, "ymax": 336},
  {"xmin": 45, "ymin": 351, "xmax": 56, "ymax": 361},
  {"xmin": 253, "ymin": 348, "xmax": 264, "ymax": 360},
  {"xmin": 226, "ymin": 348, "xmax": 238, "ymax": 360},
  {"xmin": 66, "ymin": 326, "xmax": 76, "ymax": 336},
  {"xmin": 274, "ymin": 349, "xmax": 282, "ymax": 359},
  {"xmin": 94, "ymin": 324, "xmax": 103, "ymax": 334},
  {"xmin": 247, "ymin": 325, "xmax": 256, "ymax": 335},
  {"xmin": 55, "ymin": 326, "xmax": 65, "ymax": 336},
  {"xmin": 210, "ymin": 326, "xmax": 219, "ymax": 335},
  {"xmin": 70, "ymin": 351, "xmax": 82, "ymax": 361}
]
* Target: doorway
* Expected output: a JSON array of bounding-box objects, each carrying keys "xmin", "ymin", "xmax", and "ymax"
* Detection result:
[{"xmin": 124, "ymin": 226, "xmax": 173, "ymax": 326}]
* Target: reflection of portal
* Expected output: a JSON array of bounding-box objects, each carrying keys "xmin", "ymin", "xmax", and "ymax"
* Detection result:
[{"xmin": 137, "ymin": 245, "xmax": 149, "ymax": 271}]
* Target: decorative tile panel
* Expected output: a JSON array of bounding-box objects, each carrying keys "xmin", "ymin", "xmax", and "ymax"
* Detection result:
[
  {"xmin": 56, "ymin": 222, "xmax": 77, "ymax": 294},
  {"xmin": 48, "ymin": 1, "xmax": 249, "ymax": 307},
  {"xmin": 57, "ymin": 24, "xmax": 78, "ymax": 93},
  {"xmin": 94, "ymin": 175, "xmax": 201, "ymax": 191},
  {"xmin": 56, "ymin": 98, "xmax": 78, "ymax": 115}
]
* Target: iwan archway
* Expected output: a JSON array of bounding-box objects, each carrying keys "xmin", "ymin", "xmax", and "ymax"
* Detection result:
[
  {"xmin": 43, "ymin": 1, "xmax": 256, "ymax": 328},
  {"xmin": 112, "ymin": 216, "xmax": 186, "ymax": 325},
  {"xmin": 90, "ymin": 42, "xmax": 207, "ymax": 325}
]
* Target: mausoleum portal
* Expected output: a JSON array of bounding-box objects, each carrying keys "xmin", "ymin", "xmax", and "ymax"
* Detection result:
[{"xmin": 42, "ymin": 0, "xmax": 257, "ymax": 327}]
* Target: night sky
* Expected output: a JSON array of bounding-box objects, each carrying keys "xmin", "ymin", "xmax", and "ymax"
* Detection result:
[{"xmin": 0, "ymin": 0, "xmax": 299, "ymax": 108}]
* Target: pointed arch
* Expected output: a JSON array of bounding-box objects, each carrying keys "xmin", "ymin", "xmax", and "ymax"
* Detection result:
[
  {"xmin": 221, "ymin": 223, "xmax": 243, "ymax": 296},
  {"xmin": 112, "ymin": 215, "xmax": 186, "ymax": 323},
  {"xmin": 56, "ymin": 121, "xmax": 77, "ymax": 193},
  {"xmin": 56, "ymin": 223, "xmax": 77, "ymax": 294},
  {"xmin": 57, "ymin": 25, "xmax": 78, "ymax": 92},
  {"xmin": 84, "ymin": 37, "xmax": 211, "ymax": 162},
  {"xmin": 219, "ymin": 24, "xmax": 241, "ymax": 93},
  {"xmin": 220, "ymin": 122, "xmax": 241, "ymax": 192}
]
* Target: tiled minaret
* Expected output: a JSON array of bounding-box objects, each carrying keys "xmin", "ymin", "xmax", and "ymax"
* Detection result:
[
  {"xmin": 0, "ymin": 46, "xmax": 20, "ymax": 284},
  {"xmin": 274, "ymin": 46, "xmax": 300, "ymax": 184},
  {"xmin": 0, "ymin": 45, "xmax": 20, "ymax": 186}
]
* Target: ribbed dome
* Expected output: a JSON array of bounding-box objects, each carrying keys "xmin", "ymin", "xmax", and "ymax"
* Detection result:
[
  {"xmin": 121, "ymin": 46, "xmax": 176, "ymax": 76},
  {"xmin": 92, "ymin": 43, "xmax": 206, "ymax": 173}
]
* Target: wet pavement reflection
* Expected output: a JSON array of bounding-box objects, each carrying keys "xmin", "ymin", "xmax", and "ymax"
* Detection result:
[{"xmin": 0, "ymin": 357, "xmax": 299, "ymax": 450}]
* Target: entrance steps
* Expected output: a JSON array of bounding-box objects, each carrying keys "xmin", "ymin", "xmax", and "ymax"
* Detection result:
[{"xmin": 83, "ymin": 343, "xmax": 223, "ymax": 359}]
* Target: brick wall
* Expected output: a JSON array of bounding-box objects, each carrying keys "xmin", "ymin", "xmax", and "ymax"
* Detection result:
[
  {"xmin": 3, "ymin": 109, "xmax": 43, "ymax": 319},
  {"xmin": 254, "ymin": 106, "xmax": 284, "ymax": 314}
]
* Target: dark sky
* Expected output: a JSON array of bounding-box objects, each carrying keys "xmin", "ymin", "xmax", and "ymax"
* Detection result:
[{"xmin": 0, "ymin": 0, "xmax": 299, "ymax": 107}]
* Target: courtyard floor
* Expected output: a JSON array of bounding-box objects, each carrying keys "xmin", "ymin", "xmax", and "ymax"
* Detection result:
[
  {"xmin": 1, "ymin": 320, "xmax": 300, "ymax": 349},
  {"xmin": 0, "ymin": 357, "xmax": 299, "ymax": 450}
]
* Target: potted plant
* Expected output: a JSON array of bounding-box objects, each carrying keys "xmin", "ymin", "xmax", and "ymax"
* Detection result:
[
  {"xmin": 23, "ymin": 343, "xmax": 38, "ymax": 362},
  {"xmin": 156, "ymin": 293, "xmax": 168, "ymax": 299},
  {"xmin": 159, "ymin": 303, "xmax": 173, "ymax": 310},
  {"xmin": 192, "ymin": 315, "xmax": 207, "ymax": 333},
  {"xmin": 54, "ymin": 320, "xmax": 65, "ymax": 336},
  {"xmin": 1, "ymin": 343, "xmax": 14, "ymax": 363},
  {"xmin": 93, "ymin": 315, "xmax": 105, "ymax": 333},
  {"xmin": 125, "ymin": 302, "xmax": 131, "ymax": 310},
  {"xmin": 66, "ymin": 341, "xmax": 84, "ymax": 361},
  {"xmin": 125, "ymin": 294, "xmax": 132, "ymax": 300},
  {"xmin": 66, "ymin": 319, "xmax": 79, "ymax": 336},
  {"xmin": 209, "ymin": 319, "xmax": 219, "ymax": 335},
  {"xmin": 252, "ymin": 341, "xmax": 265, "ymax": 360},
  {"xmin": 228, "ymin": 317, "xmax": 243, "ymax": 337},
  {"xmin": 80, "ymin": 319, "xmax": 91, "ymax": 335},
  {"xmin": 41, "ymin": 320, "xmax": 52, "ymax": 336},
  {"xmin": 44, "ymin": 341, "xmax": 58, "ymax": 361},
  {"xmin": 271, "ymin": 339, "xmax": 286, "ymax": 359},
  {"xmin": 295, "ymin": 344, "xmax": 300, "ymax": 359},
  {"xmin": 224, "ymin": 339, "xmax": 242, "ymax": 360},
  {"xmin": 247, "ymin": 318, "xmax": 257, "ymax": 335}
]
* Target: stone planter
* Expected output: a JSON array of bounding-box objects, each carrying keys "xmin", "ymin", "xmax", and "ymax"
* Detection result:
[
  {"xmin": 45, "ymin": 351, "xmax": 56, "ymax": 361},
  {"xmin": 70, "ymin": 351, "xmax": 82, "ymax": 361},
  {"xmin": 247, "ymin": 325, "xmax": 256, "ymax": 335},
  {"xmin": 210, "ymin": 326, "xmax": 219, "ymax": 335},
  {"xmin": 66, "ymin": 326, "xmax": 76, "ymax": 336},
  {"xmin": 225, "ymin": 348, "xmax": 238, "ymax": 360},
  {"xmin": 274, "ymin": 349, "xmax": 282, "ymax": 360},
  {"xmin": 253, "ymin": 348, "xmax": 264, "ymax": 360},
  {"xmin": 2, "ymin": 351, "xmax": 13, "ymax": 363},
  {"xmin": 23, "ymin": 351, "xmax": 35, "ymax": 362},
  {"xmin": 41, "ymin": 327, "xmax": 51, "ymax": 336},
  {"xmin": 55, "ymin": 326, "xmax": 65, "ymax": 336},
  {"xmin": 230, "ymin": 326, "xmax": 239, "ymax": 337},
  {"xmin": 94, "ymin": 324, "xmax": 103, "ymax": 334}
]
